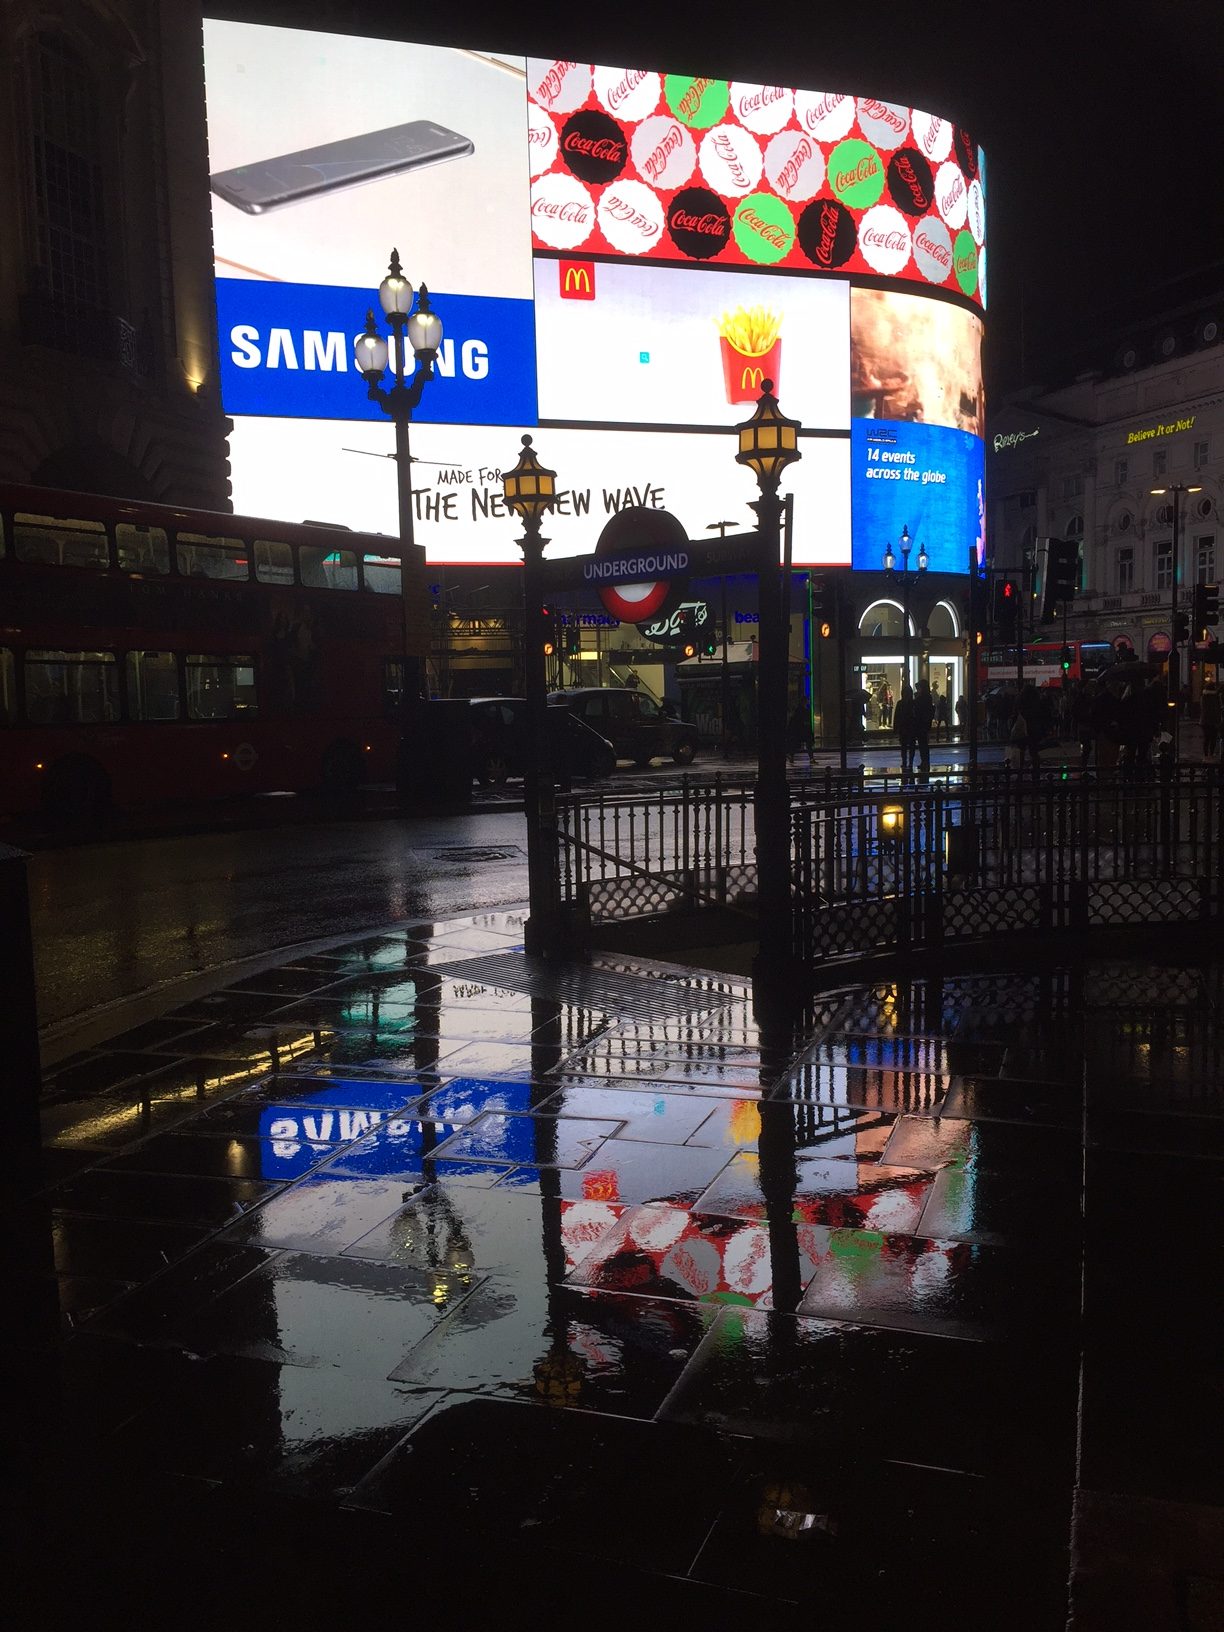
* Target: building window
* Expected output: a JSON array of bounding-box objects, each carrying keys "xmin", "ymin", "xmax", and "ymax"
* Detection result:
[
  {"xmin": 1117, "ymin": 547, "xmax": 1134, "ymax": 594},
  {"xmin": 1154, "ymin": 539, "xmax": 1173, "ymax": 592},
  {"xmin": 1194, "ymin": 439, "xmax": 1210, "ymax": 470},
  {"xmin": 1114, "ymin": 457, "xmax": 1128, "ymax": 486},
  {"xmin": 1153, "ymin": 448, "xmax": 1168, "ymax": 478},
  {"xmin": 24, "ymin": 33, "xmax": 109, "ymax": 309},
  {"xmin": 1067, "ymin": 514, "xmax": 1085, "ymax": 542},
  {"xmin": 1061, "ymin": 473, "xmax": 1084, "ymax": 501},
  {"xmin": 1116, "ymin": 510, "xmax": 1133, "ymax": 533},
  {"xmin": 1196, "ymin": 536, "xmax": 1216, "ymax": 585}
]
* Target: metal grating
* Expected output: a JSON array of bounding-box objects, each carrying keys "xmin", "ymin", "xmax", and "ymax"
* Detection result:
[{"xmin": 425, "ymin": 952, "xmax": 740, "ymax": 1020}]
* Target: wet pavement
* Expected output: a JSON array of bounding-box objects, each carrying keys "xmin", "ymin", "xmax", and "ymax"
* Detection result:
[{"xmin": 12, "ymin": 915, "xmax": 1224, "ymax": 1628}]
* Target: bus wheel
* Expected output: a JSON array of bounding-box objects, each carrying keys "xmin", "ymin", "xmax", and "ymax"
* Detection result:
[
  {"xmin": 42, "ymin": 755, "xmax": 112, "ymax": 829},
  {"xmin": 321, "ymin": 738, "xmax": 363, "ymax": 797}
]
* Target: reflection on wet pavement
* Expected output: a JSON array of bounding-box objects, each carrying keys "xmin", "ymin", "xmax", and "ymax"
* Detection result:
[{"xmin": 17, "ymin": 918, "xmax": 1224, "ymax": 1626}]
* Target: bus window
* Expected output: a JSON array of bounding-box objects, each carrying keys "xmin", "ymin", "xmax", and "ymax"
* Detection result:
[
  {"xmin": 186, "ymin": 654, "xmax": 257, "ymax": 719},
  {"xmin": 117, "ymin": 523, "xmax": 170, "ymax": 575},
  {"xmin": 362, "ymin": 555, "xmax": 401, "ymax": 594},
  {"xmin": 175, "ymin": 532, "xmax": 249, "ymax": 581},
  {"xmin": 25, "ymin": 650, "xmax": 119, "ymax": 723},
  {"xmin": 125, "ymin": 651, "xmax": 181, "ymax": 721},
  {"xmin": 255, "ymin": 539, "xmax": 295, "ymax": 585},
  {"xmin": 300, "ymin": 546, "xmax": 358, "ymax": 590},
  {"xmin": 14, "ymin": 513, "xmax": 109, "ymax": 570},
  {"xmin": 0, "ymin": 648, "xmax": 14, "ymax": 723}
]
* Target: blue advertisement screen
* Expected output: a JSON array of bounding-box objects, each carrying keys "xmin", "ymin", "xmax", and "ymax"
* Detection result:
[
  {"xmin": 850, "ymin": 419, "xmax": 984, "ymax": 575},
  {"xmin": 216, "ymin": 279, "xmax": 538, "ymax": 426}
]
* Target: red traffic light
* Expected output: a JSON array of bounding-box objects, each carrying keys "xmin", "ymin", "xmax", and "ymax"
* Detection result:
[{"xmin": 1002, "ymin": 581, "xmax": 1015, "ymax": 599}]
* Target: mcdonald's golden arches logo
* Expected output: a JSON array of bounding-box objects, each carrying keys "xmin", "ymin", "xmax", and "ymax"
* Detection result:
[
  {"xmin": 740, "ymin": 364, "xmax": 764, "ymax": 390},
  {"xmin": 558, "ymin": 259, "xmax": 596, "ymax": 300}
]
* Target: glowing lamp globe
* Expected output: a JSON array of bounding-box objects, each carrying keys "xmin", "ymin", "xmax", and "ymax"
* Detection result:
[
  {"xmin": 735, "ymin": 380, "xmax": 802, "ymax": 488},
  {"xmin": 503, "ymin": 435, "xmax": 557, "ymax": 527}
]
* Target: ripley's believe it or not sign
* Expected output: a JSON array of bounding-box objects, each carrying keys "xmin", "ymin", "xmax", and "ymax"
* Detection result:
[{"xmin": 203, "ymin": 23, "xmax": 987, "ymax": 574}]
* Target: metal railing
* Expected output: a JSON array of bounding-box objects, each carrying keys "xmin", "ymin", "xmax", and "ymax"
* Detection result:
[{"xmin": 556, "ymin": 766, "xmax": 1224, "ymax": 963}]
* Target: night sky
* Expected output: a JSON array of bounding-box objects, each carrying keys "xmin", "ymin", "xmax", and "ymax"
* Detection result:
[{"xmin": 215, "ymin": 0, "xmax": 1224, "ymax": 396}]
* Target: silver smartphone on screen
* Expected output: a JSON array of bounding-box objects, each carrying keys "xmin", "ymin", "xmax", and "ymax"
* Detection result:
[{"xmin": 210, "ymin": 121, "xmax": 475, "ymax": 213}]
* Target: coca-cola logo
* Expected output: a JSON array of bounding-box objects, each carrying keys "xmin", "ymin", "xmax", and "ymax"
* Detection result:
[
  {"xmin": 561, "ymin": 109, "xmax": 628, "ymax": 184},
  {"xmin": 887, "ymin": 147, "xmax": 934, "ymax": 217},
  {"xmin": 914, "ymin": 228, "xmax": 951, "ymax": 270},
  {"xmin": 832, "ymin": 153, "xmax": 878, "ymax": 195},
  {"xmin": 862, "ymin": 225, "xmax": 909, "ymax": 251},
  {"xmin": 641, "ymin": 121, "xmax": 685, "ymax": 181},
  {"xmin": 797, "ymin": 198, "xmax": 856, "ymax": 268},
  {"xmin": 860, "ymin": 98, "xmax": 906, "ymax": 133},
  {"xmin": 735, "ymin": 202, "xmax": 790, "ymax": 251},
  {"xmin": 532, "ymin": 196, "xmax": 592, "ymax": 224},
  {"xmin": 954, "ymin": 127, "xmax": 979, "ymax": 180},
  {"xmin": 606, "ymin": 68, "xmax": 647, "ymax": 110},
  {"xmin": 667, "ymin": 185, "xmax": 730, "ymax": 259}
]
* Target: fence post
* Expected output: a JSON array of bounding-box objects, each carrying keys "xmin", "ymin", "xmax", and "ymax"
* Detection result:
[{"xmin": 1, "ymin": 846, "xmax": 43, "ymax": 1194}]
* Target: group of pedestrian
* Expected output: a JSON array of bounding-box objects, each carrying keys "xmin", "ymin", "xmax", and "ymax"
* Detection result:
[{"xmin": 893, "ymin": 678, "xmax": 936, "ymax": 776}]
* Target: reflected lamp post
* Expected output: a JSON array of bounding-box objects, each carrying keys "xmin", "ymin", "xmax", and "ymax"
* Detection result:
[
  {"xmin": 503, "ymin": 435, "xmax": 561, "ymax": 957},
  {"xmin": 1151, "ymin": 480, "xmax": 1202, "ymax": 758},
  {"xmin": 735, "ymin": 380, "xmax": 802, "ymax": 995},
  {"xmin": 353, "ymin": 248, "xmax": 442, "ymax": 556},
  {"xmin": 882, "ymin": 526, "xmax": 927, "ymax": 687}
]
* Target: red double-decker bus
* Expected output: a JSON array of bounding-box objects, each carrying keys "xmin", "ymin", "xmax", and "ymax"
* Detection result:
[{"xmin": 0, "ymin": 483, "xmax": 429, "ymax": 824}]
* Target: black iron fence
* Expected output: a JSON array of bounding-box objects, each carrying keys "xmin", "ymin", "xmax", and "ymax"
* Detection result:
[{"xmin": 557, "ymin": 767, "xmax": 1224, "ymax": 963}]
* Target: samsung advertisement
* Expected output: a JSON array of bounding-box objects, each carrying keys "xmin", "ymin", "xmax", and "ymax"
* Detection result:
[{"xmin": 203, "ymin": 22, "xmax": 986, "ymax": 572}]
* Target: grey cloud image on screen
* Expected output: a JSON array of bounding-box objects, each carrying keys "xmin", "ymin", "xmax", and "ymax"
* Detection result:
[{"xmin": 210, "ymin": 121, "xmax": 475, "ymax": 214}]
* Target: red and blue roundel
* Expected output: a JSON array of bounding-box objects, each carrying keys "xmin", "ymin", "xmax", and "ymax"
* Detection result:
[{"xmin": 587, "ymin": 506, "xmax": 690, "ymax": 626}]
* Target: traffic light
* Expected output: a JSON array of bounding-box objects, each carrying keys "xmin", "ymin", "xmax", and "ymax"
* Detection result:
[
  {"xmin": 1174, "ymin": 609, "xmax": 1190, "ymax": 644},
  {"xmin": 564, "ymin": 618, "xmax": 581, "ymax": 655},
  {"xmin": 1041, "ymin": 537, "xmax": 1080, "ymax": 622},
  {"xmin": 1194, "ymin": 582, "xmax": 1220, "ymax": 638},
  {"xmin": 969, "ymin": 569, "xmax": 988, "ymax": 628},
  {"xmin": 541, "ymin": 604, "xmax": 555, "ymax": 657},
  {"xmin": 700, "ymin": 631, "xmax": 718, "ymax": 657},
  {"xmin": 677, "ymin": 607, "xmax": 697, "ymax": 659},
  {"xmin": 994, "ymin": 576, "xmax": 1019, "ymax": 636},
  {"xmin": 811, "ymin": 575, "xmax": 828, "ymax": 616},
  {"xmin": 1061, "ymin": 645, "xmax": 1073, "ymax": 676}
]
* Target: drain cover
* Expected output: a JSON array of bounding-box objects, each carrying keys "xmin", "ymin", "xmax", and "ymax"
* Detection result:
[{"xmin": 428, "ymin": 846, "xmax": 525, "ymax": 863}]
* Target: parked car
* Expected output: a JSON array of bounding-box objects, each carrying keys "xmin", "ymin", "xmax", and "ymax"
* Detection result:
[
  {"xmin": 548, "ymin": 687, "xmax": 698, "ymax": 767},
  {"xmin": 467, "ymin": 696, "xmax": 616, "ymax": 786}
]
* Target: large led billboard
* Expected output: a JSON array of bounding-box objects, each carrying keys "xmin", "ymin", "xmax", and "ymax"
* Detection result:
[{"xmin": 203, "ymin": 22, "xmax": 986, "ymax": 572}]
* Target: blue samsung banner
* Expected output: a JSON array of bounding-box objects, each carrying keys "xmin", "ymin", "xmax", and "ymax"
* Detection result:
[
  {"xmin": 216, "ymin": 278, "xmax": 538, "ymax": 426},
  {"xmin": 850, "ymin": 420, "xmax": 985, "ymax": 576}
]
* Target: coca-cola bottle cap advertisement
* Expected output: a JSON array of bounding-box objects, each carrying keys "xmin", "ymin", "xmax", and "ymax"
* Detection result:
[{"xmin": 528, "ymin": 62, "xmax": 985, "ymax": 306}]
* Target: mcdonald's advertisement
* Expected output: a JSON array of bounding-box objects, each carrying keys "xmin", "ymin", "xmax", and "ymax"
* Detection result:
[{"xmin": 203, "ymin": 20, "xmax": 988, "ymax": 573}]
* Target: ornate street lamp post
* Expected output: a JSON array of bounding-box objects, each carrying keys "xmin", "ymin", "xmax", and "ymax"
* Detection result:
[
  {"xmin": 353, "ymin": 248, "xmax": 442, "ymax": 557},
  {"xmin": 503, "ymin": 435, "xmax": 561, "ymax": 956},
  {"xmin": 882, "ymin": 525, "xmax": 927, "ymax": 693},
  {"xmin": 735, "ymin": 380, "xmax": 801, "ymax": 993}
]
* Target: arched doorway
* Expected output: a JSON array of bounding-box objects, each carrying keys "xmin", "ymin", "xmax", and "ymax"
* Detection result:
[{"xmin": 856, "ymin": 599, "xmax": 916, "ymax": 732}]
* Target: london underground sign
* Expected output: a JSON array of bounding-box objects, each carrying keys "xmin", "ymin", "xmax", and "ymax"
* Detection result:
[{"xmin": 586, "ymin": 506, "xmax": 690, "ymax": 623}]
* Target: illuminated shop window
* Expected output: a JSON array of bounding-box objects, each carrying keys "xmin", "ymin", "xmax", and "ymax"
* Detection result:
[
  {"xmin": 176, "ymin": 532, "xmax": 249, "ymax": 580},
  {"xmin": 300, "ymin": 546, "xmax": 358, "ymax": 590},
  {"xmin": 186, "ymin": 654, "xmax": 257, "ymax": 718},
  {"xmin": 117, "ymin": 523, "xmax": 169, "ymax": 575},
  {"xmin": 255, "ymin": 539, "xmax": 295, "ymax": 585},
  {"xmin": 24, "ymin": 649, "xmax": 118, "ymax": 723},
  {"xmin": 125, "ymin": 651, "xmax": 180, "ymax": 720},
  {"xmin": 14, "ymin": 511, "xmax": 108, "ymax": 568}
]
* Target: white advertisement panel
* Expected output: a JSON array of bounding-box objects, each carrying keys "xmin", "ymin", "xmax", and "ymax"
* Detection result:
[{"xmin": 224, "ymin": 417, "xmax": 851, "ymax": 568}]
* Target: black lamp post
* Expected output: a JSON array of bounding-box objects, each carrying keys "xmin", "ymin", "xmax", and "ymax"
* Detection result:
[
  {"xmin": 353, "ymin": 249, "xmax": 442, "ymax": 556},
  {"xmin": 735, "ymin": 380, "xmax": 801, "ymax": 992},
  {"xmin": 1152, "ymin": 480, "xmax": 1202, "ymax": 759},
  {"xmin": 503, "ymin": 435, "xmax": 561, "ymax": 957},
  {"xmin": 882, "ymin": 525, "xmax": 927, "ymax": 693}
]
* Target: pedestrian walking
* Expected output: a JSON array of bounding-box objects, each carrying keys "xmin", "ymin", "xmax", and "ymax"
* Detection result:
[
  {"xmin": 914, "ymin": 678, "xmax": 934, "ymax": 775},
  {"xmin": 955, "ymin": 693, "xmax": 967, "ymax": 738},
  {"xmin": 894, "ymin": 682, "xmax": 917, "ymax": 776},
  {"xmin": 1202, "ymin": 680, "xmax": 1221, "ymax": 760}
]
